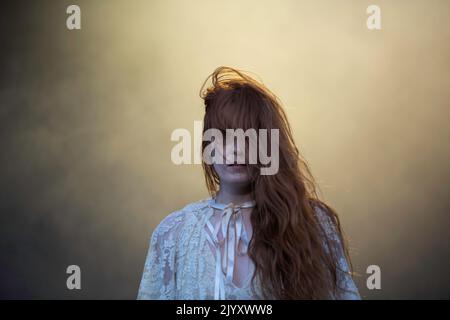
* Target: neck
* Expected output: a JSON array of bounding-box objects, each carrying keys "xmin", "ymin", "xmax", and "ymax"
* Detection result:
[{"xmin": 215, "ymin": 183, "xmax": 253, "ymax": 205}]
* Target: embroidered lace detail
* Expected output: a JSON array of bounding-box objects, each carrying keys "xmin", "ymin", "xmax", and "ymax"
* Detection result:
[
  {"xmin": 137, "ymin": 198, "xmax": 360, "ymax": 300},
  {"xmin": 314, "ymin": 205, "xmax": 361, "ymax": 299}
]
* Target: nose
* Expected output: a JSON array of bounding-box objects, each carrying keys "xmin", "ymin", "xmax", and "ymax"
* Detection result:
[
  {"xmin": 235, "ymin": 141, "xmax": 245, "ymax": 161},
  {"xmin": 216, "ymin": 137, "xmax": 247, "ymax": 165}
]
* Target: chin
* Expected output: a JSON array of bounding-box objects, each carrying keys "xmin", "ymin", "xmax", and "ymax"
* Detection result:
[
  {"xmin": 223, "ymin": 170, "xmax": 252, "ymax": 184},
  {"xmin": 222, "ymin": 175, "xmax": 251, "ymax": 185}
]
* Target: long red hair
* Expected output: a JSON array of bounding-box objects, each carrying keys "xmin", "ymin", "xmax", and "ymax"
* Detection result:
[{"xmin": 199, "ymin": 66, "xmax": 354, "ymax": 299}]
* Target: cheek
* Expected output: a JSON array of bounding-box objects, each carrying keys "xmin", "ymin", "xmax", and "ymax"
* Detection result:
[{"xmin": 213, "ymin": 164, "xmax": 227, "ymax": 179}]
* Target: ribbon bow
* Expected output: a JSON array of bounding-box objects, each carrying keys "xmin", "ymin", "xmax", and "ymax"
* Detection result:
[{"xmin": 205, "ymin": 199, "xmax": 256, "ymax": 300}]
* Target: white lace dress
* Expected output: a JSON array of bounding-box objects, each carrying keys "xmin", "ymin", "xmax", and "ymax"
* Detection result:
[{"xmin": 137, "ymin": 197, "xmax": 360, "ymax": 300}]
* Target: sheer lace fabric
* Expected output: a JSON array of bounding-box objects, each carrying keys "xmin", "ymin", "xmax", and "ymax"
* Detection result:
[{"xmin": 137, "ymin": 198, "xmax": 360, "ymax": 300}]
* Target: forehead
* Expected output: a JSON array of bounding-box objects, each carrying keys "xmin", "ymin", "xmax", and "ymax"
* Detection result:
[{"xmin": 205, "ymin": 94, "xmax": 266, "ymax": 131}]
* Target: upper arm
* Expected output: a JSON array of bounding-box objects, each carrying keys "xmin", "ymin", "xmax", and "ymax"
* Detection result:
[
  {"xmin": 137, "ymin": 210, "xmax": 186, "ymax": 300},
  {"xmin": 314, "ymin": 205, "xmax": 361, "ymax": 300}
]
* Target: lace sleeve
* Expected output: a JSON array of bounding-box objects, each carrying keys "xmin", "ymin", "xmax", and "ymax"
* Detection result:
[
  {"xmin": 137, "ymin": 210, "xmax": 186, "ymax": 300},
  {"xmin": 314, "ymin": 205, "xmax": 361, "ymax": 300}
]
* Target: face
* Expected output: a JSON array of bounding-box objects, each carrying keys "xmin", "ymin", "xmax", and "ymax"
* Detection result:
[{"xmin": 212, "ymin": 135, "xmax": 252, "ymax": 185}]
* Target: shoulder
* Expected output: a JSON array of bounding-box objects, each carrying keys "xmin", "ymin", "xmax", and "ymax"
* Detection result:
[
  {"xmin": 310, "ymin": 200, "xmax": 341, "ymax": 243},
  {"xmin": 180, "ymin": 197, "xmax": 212, "ymax": 215},
  {"xmin": 151, "ymin": 197, "xmax": 212, "ymax": 241}
]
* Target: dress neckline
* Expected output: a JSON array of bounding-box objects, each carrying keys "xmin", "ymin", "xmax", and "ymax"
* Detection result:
[{"xmin": 204, "ymin": 198, "xmax": 256, "ymax": 298}]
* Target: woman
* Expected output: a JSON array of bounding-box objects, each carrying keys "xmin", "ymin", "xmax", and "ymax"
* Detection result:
[{"xmin": 137, "ymin": 66, "xmax": 360, "ymax": 300}]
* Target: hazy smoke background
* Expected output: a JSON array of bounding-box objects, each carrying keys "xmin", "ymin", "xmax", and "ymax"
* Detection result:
[{"xmin": 1, "ymin": 0, "xmax": 449, "ymax": 299}]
